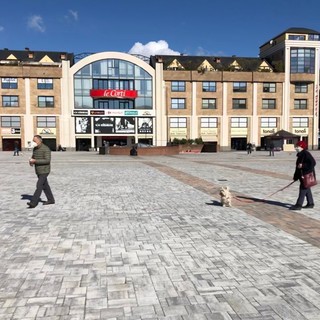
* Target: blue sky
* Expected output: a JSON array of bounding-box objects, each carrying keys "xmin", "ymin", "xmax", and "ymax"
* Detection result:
[{"xmin": 1, "ymin": 0, "xmax": 320, "ymax": 58}]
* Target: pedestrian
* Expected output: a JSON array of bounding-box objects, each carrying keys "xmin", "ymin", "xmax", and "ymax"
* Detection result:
[
  {"xmin": 290, "ymin": 141, "xmax": 316, "ymax": 210},
  {"xmin": 27, "ymin": 135, "xmax": 55, "ymax": 208},
  {"xmin": 246, "ymin": 142, "xmax": 252, "ymax": 155},
  {"xmin": 269, "ymin": 142, "xmax": 275, "ymax": 156},
  {"xmin": 13, "ymin": 140, "xmax": 20, "ymax": 156}
]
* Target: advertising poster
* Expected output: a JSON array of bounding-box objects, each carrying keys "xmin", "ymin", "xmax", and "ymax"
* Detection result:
[
  {"xmin": 94, "ymin": 117, "xmax": 115, "ymax": 134},
  {"xmin": 115, "ymin": 117, "xmax": 135, "ymax": 134},
  {"xmin": 138, "ymin": 117, "xmax": 153, "ymax": 134},
  {"xmin": 75, "ymin": 117, "xmax": 91, "ymax": 134}
]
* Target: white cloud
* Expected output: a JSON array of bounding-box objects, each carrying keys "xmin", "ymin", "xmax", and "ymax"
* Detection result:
[
  {"xmin": 128, "ymin": 40, "xmax": 180, "ymax": 57},
  {"xmin": 69, "ymin": 10, "xmax": 78, "ymax": 21},
  {"xmin": 0, "ymin": 26, "xmax": 4, "ymax": 32},
  {"xmin": 28, "ymin": 15, "xmax": 45, "ymax": 32}
]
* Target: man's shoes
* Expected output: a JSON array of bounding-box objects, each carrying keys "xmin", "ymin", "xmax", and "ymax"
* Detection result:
[
  {"xmin": 289, "ymin": 205, "xmax": 302, "ymax": 211},
  {"xmin": 303, "ymin": 204, "xmax": 314, "ymax": 209},
  {"xmin": 43, "ymin": 200, "xmax": 55, "ymax": 205},
  {"xmin": 27, "ymin": 202, "xmax": 37, "ymax": 208}
]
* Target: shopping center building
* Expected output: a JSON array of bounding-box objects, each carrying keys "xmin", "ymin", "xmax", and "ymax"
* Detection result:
[{"xmin": 1, "ymin": 27, "xmax": 320, "ymax": 151}]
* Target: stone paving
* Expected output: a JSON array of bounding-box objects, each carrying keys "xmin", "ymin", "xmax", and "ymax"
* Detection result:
[{"xmin": 1, "ymin": 149, "xmax": 320, "ymax": 319}]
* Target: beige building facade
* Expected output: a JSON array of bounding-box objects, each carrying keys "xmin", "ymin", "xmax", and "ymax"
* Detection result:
[{"xmin": 1, "ymin": 28, "xmax": 319, "ymax": 152}]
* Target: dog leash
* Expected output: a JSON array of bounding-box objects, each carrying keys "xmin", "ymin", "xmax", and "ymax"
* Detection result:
[
  {"xmin": 232, "ymin": 180, "xmax": 296, "ymax": 204},
  {"xmin": 262, "ymin": 180, "xmax": 296, "ymax": 200}
]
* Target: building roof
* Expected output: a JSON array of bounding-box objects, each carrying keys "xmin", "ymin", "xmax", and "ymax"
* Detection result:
[
  {"xmin": 150, "ymin": 55, "xmax": 271, "ymax": 72},
  {"xmin": 259, "ymin": 27, "xmax": 320, "ymax": 48},
  {"xmin": 0, "ymin": 49, "xmax": 74, "ymax": 65}
]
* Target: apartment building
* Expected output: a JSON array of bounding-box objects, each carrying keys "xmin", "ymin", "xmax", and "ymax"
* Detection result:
[
  {"xmin": 151, "ymin": 27, "xmax": 320, "ymax": 151},
  {"xmin": 0, "ymin": 27, "xmax": 319, "ymax": 152},
  {"xmin": 0, "ymin": 49, "xmax": 74, "ymax": 151}
]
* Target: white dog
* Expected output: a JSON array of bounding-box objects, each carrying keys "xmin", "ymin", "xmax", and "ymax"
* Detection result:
[{"xmin": 219, "ymin": 186, "xmax": 232, "ymax": 207}]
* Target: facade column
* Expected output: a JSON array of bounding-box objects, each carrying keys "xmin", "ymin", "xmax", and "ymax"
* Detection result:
[
  {"xmin": 60, "ymin": 60, "xmax": 74, "ymax": 149},
  {"xmin": 24, "ymin": 78, "xmax": 33, "ymax": 148},
  {"xmin": 251, "ymin": 82, "xmax": 258, "ymax": 145},
  {"xmin": 221, "ymin": 82, "xmax": 229, "ymax": 151},
  {"xmin": 155, "ymin": 59, "xmax": 167, "ymax": 146},
  {"xmin": 191, "ymin": 81, "xmax": 197, "ymax": 139},
  {"xmin": 313, "ymin": 47, "xmax": 319, "ymax": 149}
]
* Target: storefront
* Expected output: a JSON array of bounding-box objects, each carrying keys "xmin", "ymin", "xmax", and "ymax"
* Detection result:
[{"xmin": 68, "ymin": 52, "xmax": 155, "ymax": 150}]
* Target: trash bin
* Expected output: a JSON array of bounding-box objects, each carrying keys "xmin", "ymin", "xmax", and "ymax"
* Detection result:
[{"xmin": 99, "ymin": 146, "xmax": 109, "ymax": 155}]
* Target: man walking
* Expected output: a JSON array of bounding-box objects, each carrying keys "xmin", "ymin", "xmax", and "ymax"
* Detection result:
[{"xmin": 28, "ymin": 135, "xmax": 55, "ymax": 208}]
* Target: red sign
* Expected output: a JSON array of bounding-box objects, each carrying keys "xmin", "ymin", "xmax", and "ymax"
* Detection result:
[{"xmin": 90, "ymin": 89, "xmax": 138, "ymax": 99}]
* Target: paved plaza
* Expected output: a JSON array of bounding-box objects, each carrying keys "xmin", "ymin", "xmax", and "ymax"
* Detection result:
[{"xmin": 1, "ymin": 149, "xmax": 320, "ymax": 320}]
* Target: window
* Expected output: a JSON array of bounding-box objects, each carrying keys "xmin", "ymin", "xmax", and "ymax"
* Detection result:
[
  {"xmin": 308, "ymin": 34, "xmax": 320, "ymax": 41},
  {"xmin": 37, "ymin": 79, "xmax": 53, "ymax": 89},
  {"xmin": 171, "ymin": 98, "xmax": 186, "ymax": 109},
  {"xmin": 37, "ymin": 116, "xmax": 56, "ymax": 128},
  {"xmin": 202, "ymin": 98, "xmax": 216, "ymax": 109},
  {"xmin": 290, "ymin": 48, "xmax": 315, "ymax": 73},
  {"xmin": 294, "ymin": 99, "xmax": 307, "ymax": 109},
  {"xmin": 295, "ymin": 82, "xmax": 308, "ymax": 93},
  {"xmin": 232, "ymin": 99, "xmax": 247, "ymax": 109},
  {"xmin": 171, "ymin": 81, "xmax": 185, "ymax": 92},
  {"xmin": 231, "ymin": 117, "xmax": 247, "ymax": 128},
  {"xmin": 201, "ymin": 117, "xmax": 217, "ymax": 128},
  {"xmin": 292, "ymin": 117, "xmax": 308, "ymax": 127},
  {"xmin": 261, "ymin": 117, "xmax": 277, "ymax": 128},
  {"xmin": 1, "ymin": 78, "xmax": 18, "ymax": 89},
  {"xmin": 92, "ymin": 79, "xmax": 134, "ymax": 90},
  {"xmin": 263, "ymin": 83, "xmax": 276, "ymax": 93},
  {"xmin": 1, "ymin": 116, "xmax": 20, "ymax": 127},
  {"xmin": 262, "ymin": 99, "xmax": 276, "ymax": 109},
  {"xmin": 2, "ymin": 95, "xmax": 19, "ymax": 107},
  {"xmin": 169, "ymin": 117, "xmax": 186, "ymax": 128},
  {"xmin": 233, "ymin": 82, "xmax": 247, "ymax": 92},
  {"xmin": 38, "ymin": 96, "xmax": 54, "ymax": 108},
  {"xmin": 202, "ymin": 81, "xmax": 216, "ymax": 92},
  {"xmin": 288, "ymin": 35, "xmax": 306, "ymax": 40}
]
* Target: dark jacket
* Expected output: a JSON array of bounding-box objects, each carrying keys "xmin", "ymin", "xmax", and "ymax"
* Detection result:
[
  {"xmin": 293, "ymin": 149, "xmax": 316, "ymax": 182},
  {"xmin": 31, "ymin": 143, "xmax": 51, "ymax": 175}
]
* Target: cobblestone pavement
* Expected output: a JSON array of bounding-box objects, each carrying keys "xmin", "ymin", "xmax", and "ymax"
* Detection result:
[{"xmin": 1, "ymin": 149, "xmax": 320, "ymax": 320}]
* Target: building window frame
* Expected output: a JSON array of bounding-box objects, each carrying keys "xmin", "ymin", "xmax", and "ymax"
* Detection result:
[
  {"xmin": 37, "ymin": 79, "xmax": 53, "ymax": 90},
  {"xmin": 2, "ymin": 95, "xmax": 19, "ymax": 107},
  {"xmin": 38, "ymin": 96, "xmax": 54, "ymax": 108},
  {"xmin": 169, "ymin": 117, "xmax": 187, "ymax": 128},
  {"xmin": 202, "ymin": 81, "xmax": 216, "ymax": 92},
  {"xmin": 233, "ymin": 82, "xmax": 247, "ymax": 92},
  {"xmin": 292, "ymin": 117, "xmax": 308, "ymax": 127},
  {"xmin": 1, "ymin": 78, "xmax": 18, "ymax": 89},
  {"xmin": 294, "ymin": 99, "xmax": 307, "ymax": 109},
  {"xmin": 231, "ymin": 117, "xmax": 247, "ymax": 128},
  {"xmin": 201, "ymin": 117, "xmax": 217, "ymax": 128},
  {"xmin": 171, "ymin": 81, "xmax": 185, "ymax": 92},
  {"xmin": 37, "ymin": 116, "xmax": 56, "ymax": 128},
  {"xmin": 290, "ymin": 48, "xmax": 315, "ymax": 74},
  {"xmin": 294, "ymin": 82, "xmax": 308, "ymax": 93},
  {"xmin": 232, "ymin": 98, "xmax": 247, "ymax": 109},
  {"xmin": 263, "ymin": 82, "xmax": 276, "ymax": 93},
  {"xmin": 171, "ymin": 98, "xmax": 186, "ymax": 109},
  {"xmin": 202, "ymin": 98, "xmax": 216, "ymax": 109},
  {"xmin": 262, "ymin": 99, "xmax": 276, "ymax": 109},
  {"xmin": 261, "ymin": 117, "xmax": 277, "ymax": 128},
  {"xmin": 1, "ymin": 116, "xmax": 21, "ymax": 127}
]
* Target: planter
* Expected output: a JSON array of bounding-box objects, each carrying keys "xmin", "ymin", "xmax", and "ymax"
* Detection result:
[{"xmin": 178, "ymin": 144, "xmax": 204, "ymax": 154}]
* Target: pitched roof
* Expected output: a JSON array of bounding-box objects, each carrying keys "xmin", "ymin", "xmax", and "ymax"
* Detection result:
[
  {"xmin": 0, "ymin": 49, "xmax": 74, "ymax": 65},
  {"xmin": 150, "ymin": 55, "xmax": 271, "ymax": 72},
  {"xmin": 266, "ymin": 130, "xmax": 300, "ymax": 139}
]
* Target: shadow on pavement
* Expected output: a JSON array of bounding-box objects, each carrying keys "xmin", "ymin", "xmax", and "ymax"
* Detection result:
[{"xmin": 235, "ymin": 196, "xmax": 291, "ymax": 208}]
